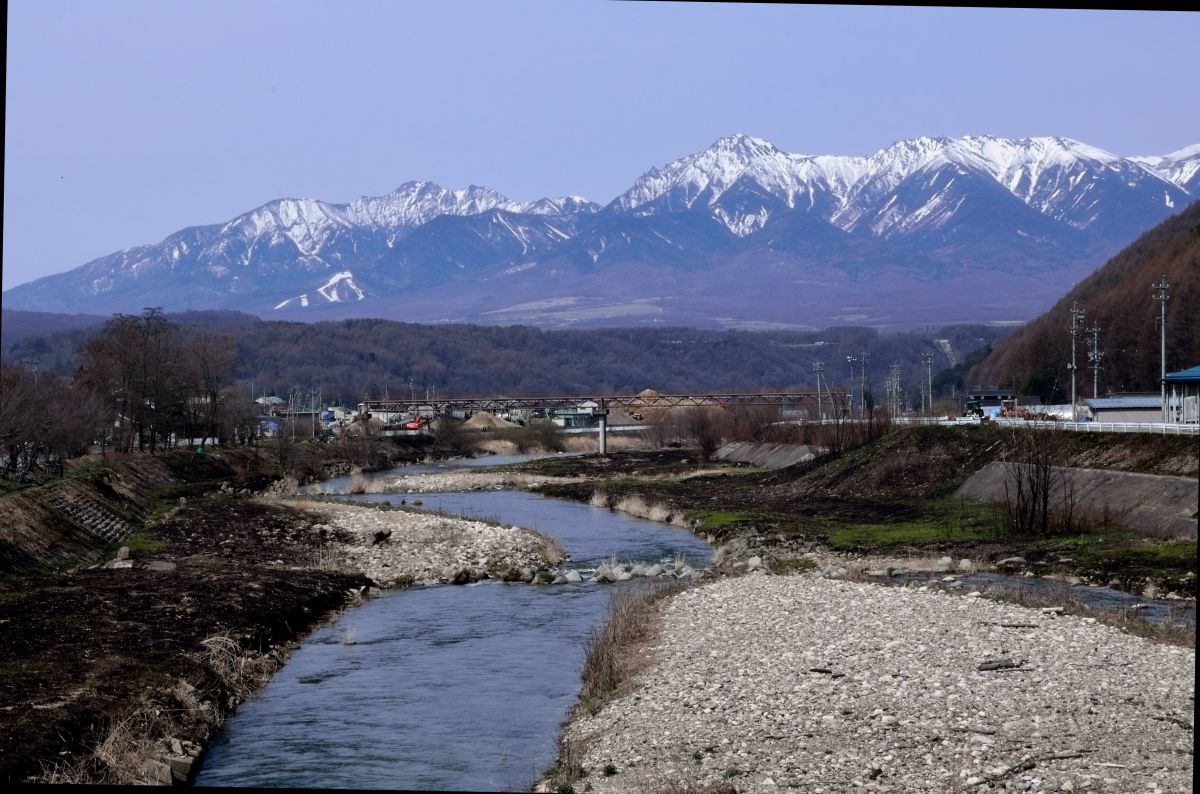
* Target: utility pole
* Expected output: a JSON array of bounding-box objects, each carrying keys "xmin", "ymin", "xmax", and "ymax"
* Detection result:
[
  {"xmin": 1087, "ymin": 323, "xmax": 1104, "ymax": 400},
  {"xmin": 886, "ymin": 363, "xmax": 902, "ymax": 419},
  {"xmin": 811, "ymin": 360, "xmax": 825, "ymax": 421},
  {"xmin": 921, "ymin": 353, "xmax": 934, "ymax": 416},
  {"xmin": 409, "ymin": 377, "xmax": 416, "ymax": 403},
  {"xmin": 1068, "ymin": 302, "xmax": 1085, "ymax": 421},
  {"xmin": 859, "ymin": 351, "xmax": 871, "ymax": 414},
  {"xmin": 1153, "ymin": 275, "xmax": 1170, "ymax": 422},
  {"xmin": 845, "ymin": 355, "xmax": 857, "ymax": 413}
]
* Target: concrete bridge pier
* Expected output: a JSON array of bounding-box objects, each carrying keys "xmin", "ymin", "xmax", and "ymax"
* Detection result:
[{"xmin": 595, "ymin": 407, "xmax": 609, "ymax": 455}]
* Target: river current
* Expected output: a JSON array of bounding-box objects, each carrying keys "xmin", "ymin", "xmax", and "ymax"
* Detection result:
[
  {"xmin": 194, "ymin": 456, "xmax": 713, "ymax": 790},
  {"xmin": 195, "ymin": 453, "xmax": 1193, "ymax": 789}
]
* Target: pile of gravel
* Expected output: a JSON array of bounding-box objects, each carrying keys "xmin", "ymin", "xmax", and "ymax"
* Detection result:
[
  {"xmin": 298, "ymin": 501, "xmax": 561, "ymax": 587},
  {"xmin": 563, "ymin": 574, "xmax": 1194, "ymax": 792}
]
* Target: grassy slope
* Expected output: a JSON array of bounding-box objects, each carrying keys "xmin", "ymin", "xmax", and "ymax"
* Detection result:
[{"xmin": 531, "ymin": 426, "xmax": 1197, "ymax": 594}]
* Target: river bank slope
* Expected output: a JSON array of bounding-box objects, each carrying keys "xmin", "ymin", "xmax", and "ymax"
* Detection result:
[
  {"xmin": 0, "ymin": 442, "xmax": 560, "ymax": 784},
  {"xmin": 516, "ymin": 427, "xmax": 1198, "ymax": 598}
]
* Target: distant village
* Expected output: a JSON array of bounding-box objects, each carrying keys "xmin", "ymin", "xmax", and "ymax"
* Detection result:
[{"xmin": 251, "ymin": 363, "xmax": 1200, "ymax": 443}]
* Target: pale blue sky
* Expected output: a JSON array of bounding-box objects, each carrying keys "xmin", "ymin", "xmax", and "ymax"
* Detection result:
[{"xmin": 4, "ymin": 2, "xmax": 1198, "ymax": 290}]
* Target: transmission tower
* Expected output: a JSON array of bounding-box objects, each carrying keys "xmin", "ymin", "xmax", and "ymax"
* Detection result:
[
  {"xmin": 1153, "ymin": 275, "xmax": 1170, "ymax": 421},
  {"xmin": 1068, "ymin": 301, "xmax": 1085, "ymax": 421},
  {"xmin": 1087, "ymin": 323, "xmax": 1104, "ymax": 400}
]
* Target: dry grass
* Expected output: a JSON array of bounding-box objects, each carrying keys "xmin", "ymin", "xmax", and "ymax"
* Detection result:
[
  {"xmin": 611, "ymin": 493, "xmax": 691, "ymax": 528},
  {"xmin": 971, "ymin": 581, "xmax": 1196, "ymax": 648},
  {"xmin": 540, "ymin": 581, "xmax": 691, "ymax": 792},
  {"xmin": 196, "ymin": 634, "xmax": 277, "ymax": 703},
  {"xmin": 37, "ymin": 706, "xmax": 164, "ymax": 785},
  {"xmin": 579, "ymin": 581, "xmax": 687, "ymax": 710},
  {"xmin": 35, "ymin": 632, "xmax": 289, "ymax": 785}
]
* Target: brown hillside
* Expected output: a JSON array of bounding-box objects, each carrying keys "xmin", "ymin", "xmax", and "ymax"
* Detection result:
[{"xmin": 968, "ymin": 201, "xmax": 1200, "ymax": 399}]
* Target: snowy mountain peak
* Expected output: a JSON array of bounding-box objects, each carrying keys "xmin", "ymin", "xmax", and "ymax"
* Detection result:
[
  {"xmin": 521, "ymin": 196, "xmax": 601, "ymax": 215},
  {"xmin": 707, "ymin": 133, "xmax": 787, "ymax": 158},
  {"xmin": 612, "ymin": 133, "xmax": 811, "ymax": 225},
  {"xmin": 1131, "ymin": 144, "xmax": 1200, "ymax": 192}
]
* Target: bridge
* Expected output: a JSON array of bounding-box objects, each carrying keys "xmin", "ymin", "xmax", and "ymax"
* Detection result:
[{"xmin": 358, "ymin": 390, "xmax": 851, "ymax": 453}]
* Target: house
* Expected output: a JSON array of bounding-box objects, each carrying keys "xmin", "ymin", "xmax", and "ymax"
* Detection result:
[
  {"xmin": 551, "ymin": 401, "xmax": 601, "ymax": 429},
  {"xmin": 1083, "ymin": 395, "xmax": 1163, "ymax": 423},
  {"xmin": 1164, "ymin": 364, "xmax": 1200, "ymax": 424}
]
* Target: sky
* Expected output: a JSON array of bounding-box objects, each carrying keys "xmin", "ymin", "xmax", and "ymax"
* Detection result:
[{"xmin": 4, "ymin": 2, "xmax": 1198, "ymax": 291}]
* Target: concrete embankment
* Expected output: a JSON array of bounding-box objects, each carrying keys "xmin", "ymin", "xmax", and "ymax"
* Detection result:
[
  {"xmin": 557, "ymin": 574, "xmax": 1195, "ymax": 793},
  {"xmin": 954, "ymin": 462, "xmax": 1199, "ymax": 539},
  {"xmin": 712, "ymin": 441, "xmax": 824, "ymax": 470}
]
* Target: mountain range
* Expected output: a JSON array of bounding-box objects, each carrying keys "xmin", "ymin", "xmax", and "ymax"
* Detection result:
[{"xmin": 5, "ymin": 135, "xmax": 1197, "ymax": 329}]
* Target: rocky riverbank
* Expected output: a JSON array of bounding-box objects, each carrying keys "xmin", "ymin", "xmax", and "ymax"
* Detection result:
[
  {"xmin": 289, "ymin": 498, "xmax": 565, "ymax": 586},
  {"xmin": 553, "ymin": 573, "xmax": 1195, "ymax": 793}
]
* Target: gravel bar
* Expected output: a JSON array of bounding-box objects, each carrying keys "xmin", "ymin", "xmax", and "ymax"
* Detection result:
[
  {"xmin": 294, "ymin": 500, "xmax": 562, "ymax": 587},
  {"xmin": 383, "ymin": 470, "xmax": 575, "ymax": 493},
  {"xmin": 563, "ymin": 574, "xmax": 1194, "ymax": 792}
]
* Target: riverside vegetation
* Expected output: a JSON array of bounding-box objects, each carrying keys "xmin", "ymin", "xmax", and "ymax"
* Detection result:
[
  {"xmin": 516, "ymin": 424, "xmax": 1194, "ymax": 793},
  {"xmin": 0, "ymin": 432, "xmax": 566, "ymax": 785},
  {"xmin": 1, "ymin": 415, "xmax": 1194, "ymax": 787}
]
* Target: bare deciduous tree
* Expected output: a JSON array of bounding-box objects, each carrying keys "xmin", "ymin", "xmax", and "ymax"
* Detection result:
[{"xmin": 1001, "ymin": 430, "xmax": 1077, "ymax": 537}]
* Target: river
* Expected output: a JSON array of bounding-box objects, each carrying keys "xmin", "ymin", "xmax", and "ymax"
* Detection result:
[
  {"xmin": 195, "ymin": 453, "xmax": 1193, "ymax": 789},
  {"xmin": 194, "ymin": 456, "xmax": 713, "ymax": 790}
]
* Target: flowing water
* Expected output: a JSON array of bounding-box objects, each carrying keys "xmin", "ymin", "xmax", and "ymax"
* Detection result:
[
  {"xmin": 197, "ymin": 455, "xmax": 1193, "ymax": 789},
  {"xmin": 195, "ymin": 457, "xmax": 711, "ymax": 790}
]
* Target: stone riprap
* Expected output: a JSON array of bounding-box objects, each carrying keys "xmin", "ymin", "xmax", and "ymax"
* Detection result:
[
  {"xmin": 383, "ymin": 470, "xmax": 574, "ymax": 493},
  {"xmin": 562, "ymin": 575, "xmax": 1194, "ymax": 793},
  {"xmin": 295, "ymin": 500, "xmax": 563, "ymax": 588}
]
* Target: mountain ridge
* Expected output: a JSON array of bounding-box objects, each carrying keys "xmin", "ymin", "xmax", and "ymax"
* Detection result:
[{"xmin": 5, "ymin": 134, "xmax": 1196, "ymax": 329}]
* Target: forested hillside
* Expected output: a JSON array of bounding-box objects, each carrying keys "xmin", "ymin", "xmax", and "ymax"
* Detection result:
[
  {"xmin": 967, "ymin": 201, "xmax": 1200, "ymax": 400},
  {"xmin": 3, "ymin": 313, "xmax": 1009, "ymax": 405}
]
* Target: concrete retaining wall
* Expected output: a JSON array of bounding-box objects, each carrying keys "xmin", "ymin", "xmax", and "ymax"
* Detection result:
[
  {"xmin": 953, "ymin": 462, "xmax": 1198, "ymax": 539},
  {"xmin": 713, "ymin": 442, "xmax": 824, "ymax": 470}
]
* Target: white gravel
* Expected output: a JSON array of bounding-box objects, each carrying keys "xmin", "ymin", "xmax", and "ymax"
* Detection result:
[
  {"xmin": 383, "ymin": 470, "xmax": 575, "ymax": 493},
  {"xmin": 563, "ymin": 574, "xmax": 1195, "ymax": 793},
  {"xmin": 295, "ymin": 500, "xmax": 563, "ymax": 588}
]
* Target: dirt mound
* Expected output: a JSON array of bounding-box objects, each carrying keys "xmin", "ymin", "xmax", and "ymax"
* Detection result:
[{"xmin": 462, "ymin": 411, "xmax": 518, "ymax": 430}]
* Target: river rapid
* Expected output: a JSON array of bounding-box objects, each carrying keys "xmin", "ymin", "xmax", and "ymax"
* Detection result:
[{"xmin": 194, "ymin": 456, "xmax": 713, "ymax": 790}]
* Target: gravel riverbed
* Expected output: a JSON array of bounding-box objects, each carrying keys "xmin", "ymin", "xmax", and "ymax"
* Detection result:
[
  {"xmin": 383, "ymin": 470, "xmax": 576, "ymax": 493},
  {"xmin": 561, "ymin": 574, "xmax": 1195, "ymax": 793},
  {"xmin": 292, "ymin": 500, "xmax": 564, "ymax": 587}
]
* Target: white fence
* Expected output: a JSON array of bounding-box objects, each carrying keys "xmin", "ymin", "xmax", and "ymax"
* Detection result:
[{"xmin": 991, "ymin": 417, "xmax": 1199, "ymax": 436}]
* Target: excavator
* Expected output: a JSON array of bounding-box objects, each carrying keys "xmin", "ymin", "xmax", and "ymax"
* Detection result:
[{"xmin": 961, "ymin": 398, "xmax": 985, "ymax": 419}]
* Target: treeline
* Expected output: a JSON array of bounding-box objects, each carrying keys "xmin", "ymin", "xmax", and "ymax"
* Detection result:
[
  {"xmin": 967, "ymin": 201, "xmax": 1200, "ymax": 401},
  {"xmin": 4, "ymin": 311, "xmax": 1010, "ymax": 406},
  {"xmin": 2, "ymin": 309, "xmax": 259, "ymax": 476}
]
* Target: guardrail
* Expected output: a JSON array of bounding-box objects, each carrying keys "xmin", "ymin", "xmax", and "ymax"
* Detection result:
[{"xmin": 991, "ymin": 418, "xmax": 1199, "ymax": 436}]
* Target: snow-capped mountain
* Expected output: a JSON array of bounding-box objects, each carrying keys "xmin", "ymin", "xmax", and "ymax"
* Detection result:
[
  {"xmin": 1131, "ymin": 144, "xmax": 1200, "ymax": 196},
  {"xmin": 4, "ymin": 134, "xmax": 1195, "ymax": 329}
]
